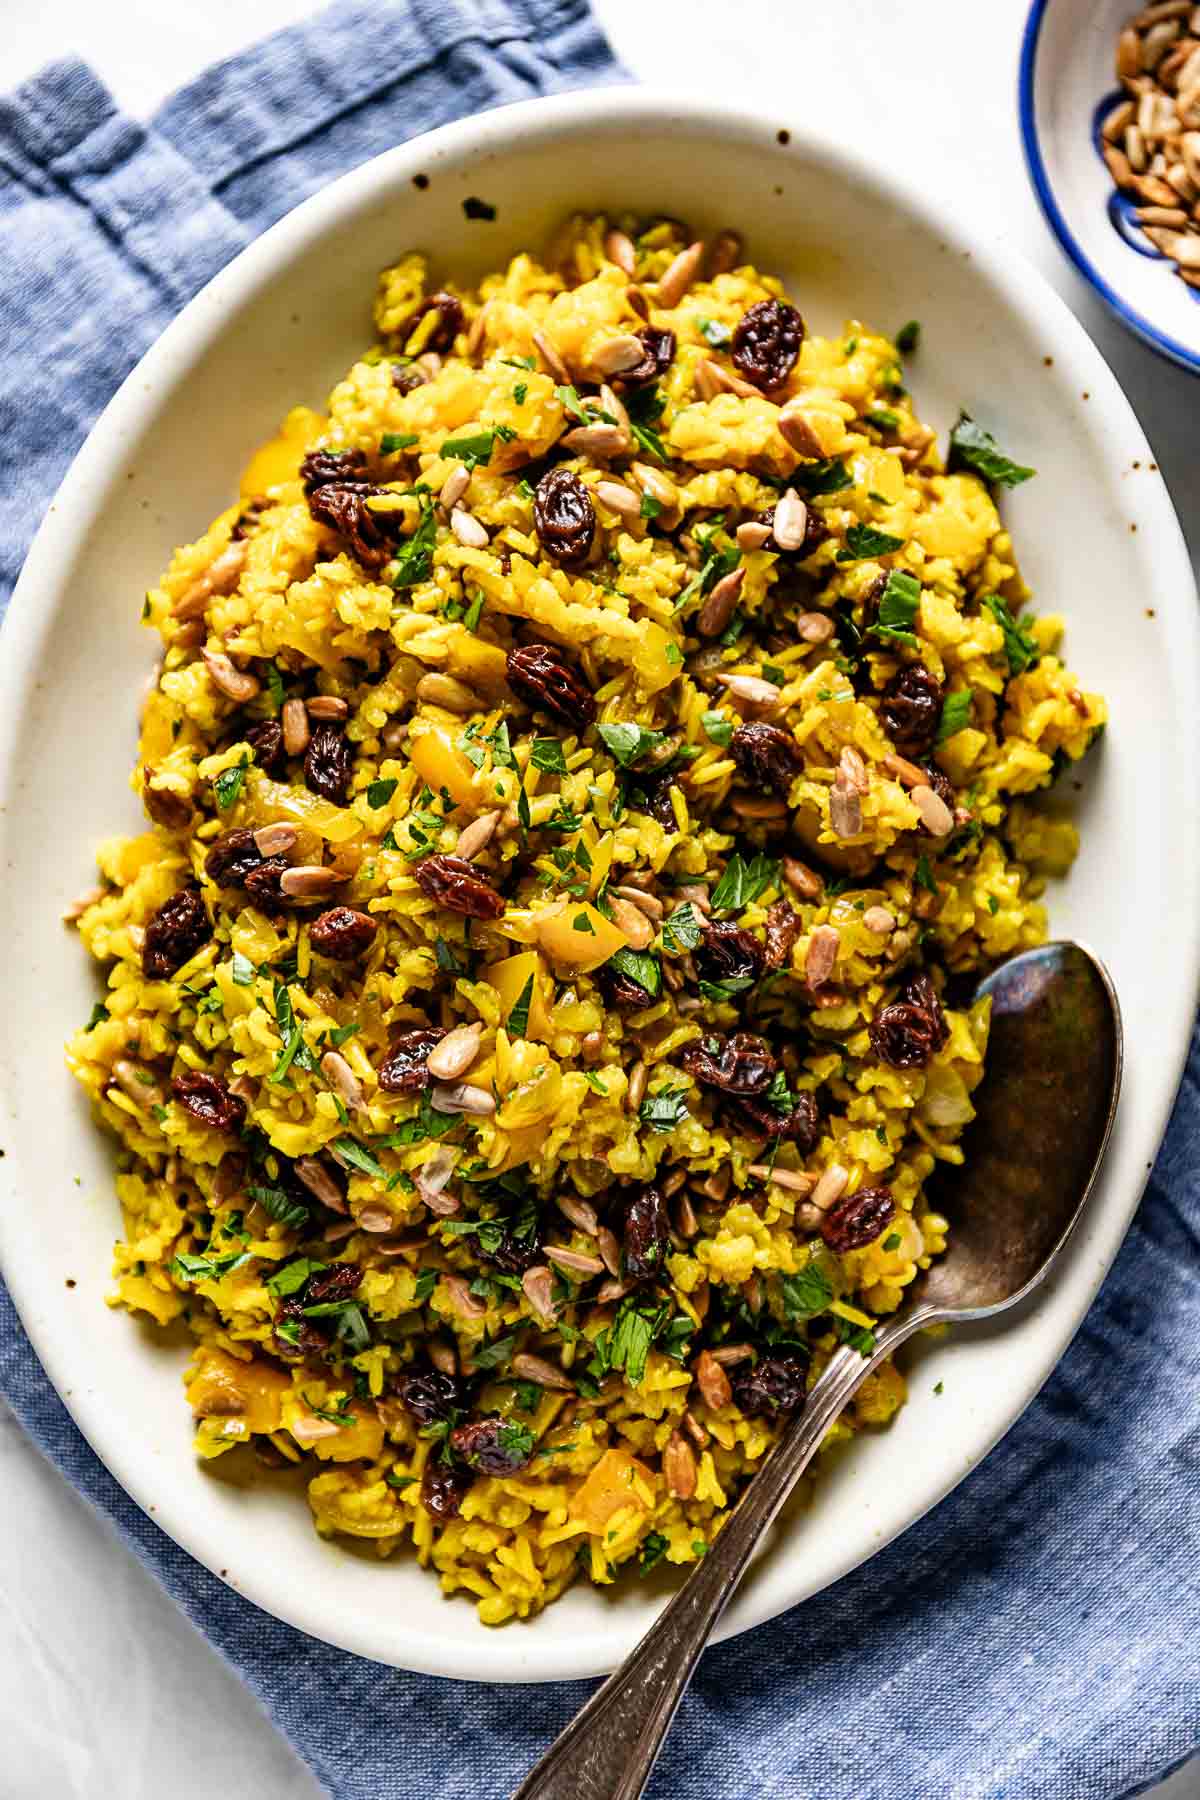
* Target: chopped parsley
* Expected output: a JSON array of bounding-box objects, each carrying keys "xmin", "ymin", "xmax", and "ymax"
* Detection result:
[
  {"xmin": 871, "ymin": 569, "xmax": 921, "ymax": 650},
  {"xmin": 639, "ymin": 1532, "xmax": 670, "ymax": 1574},
  {"xmin": 332, "ymin": 1136, "xmax": 387, "ymax": 1180},
  {"xmin": 710, "ymin": 851, "xmax": 778, "ymax": 913},
  {"xmin": 661, "ymin": 902, "xmax": 703, "ymax": 953},
  {"xmin": 639, "ymin": 1084, "xmax": 690, "ymax": 1133},
  {"xmin": 791, "ymin": 457, "xmax": 853, "ymax": 497},
  {"xmin": 530, "ymin": 737, "xmax": 569, "ymax": 774},
  {"xmin": 213, "ymin": 755, "xmax": 250, "ymax": 812},
  {"xmin": 170, "ymin": 1250, "xmax": 252, "ymax": 1286},
  {"xmin": 230, "ymin": 952, "xmax": 256, "ymax": 987},
  {"xmin": 948, "ymin": 414, "xmax": 1035, "ymax": 488},
  {"xmin": 837, "ymin": 523, "xmax": 905, "ymax": 563},
  {"xmin": 701, "ymin": 710, "xmax": 733, "ymax": 747},
  {"xmin": 266, "ymin": 1258, "xmax": 326, "ymax": 1297},
  {"xmin": 895, "ymin": 320, "xmax": 921, "ymax": 354},
  {"xmin": 507, "ymin": 973, "xmax": 535, "ymax": 1037},
  {"xmin": 248, "ymin": 1184, "xmax": 311, "ymax": 1230},
  {"xmin": 366, "ymin": 776, "xmax": 398, "ymax": 809},
  {"xmin": 439, "ymin": 426, "xmax": 515, "ymax": 467},
  {"xmin": 85, "ymin": 1001, "xmax": 110, "ymax": 1031},
  {"xmin": 380, "ymin": 431, "xmax": 419, "ymax": 454},
  {"xmin": 605, "ymin": 947, "xmax": 662, "ymax": 999},
  {"xmin": 914, "ymin": 854, "xmax": 937, "ymax": 894},
  {"xmin": 982, "ymin": 594, "xmax": 1039, "ymax": 676},
  {"xmin": 778, "ymin": 1262, "xmax": 834, "ymax": 1322},
  {"xmin": 463, "ymin": 590, "xmax": 485, "ymax": 632},
  {"xmin": 597, "ymin": 722, "xmax": 667, "ymax": 768},
  {"xmin": 640, "ymin": 491, "xmax": 663, "ymax": 521},
  {"xmin": 697, "ymin": 316, "xmax": 731, "ymax": 348},
  {"xmin": 388, "ymin": 496, "xmax": 437, "ymax": 590},
  {"xmin": 936, "ymin": 687, "xmax": 974, "ymax": 743}
]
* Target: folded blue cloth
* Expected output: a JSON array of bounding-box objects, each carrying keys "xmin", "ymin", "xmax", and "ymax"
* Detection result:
[{"xmin": 0, "ymin": 7, "xmax": 1196, "ymax": 1796}]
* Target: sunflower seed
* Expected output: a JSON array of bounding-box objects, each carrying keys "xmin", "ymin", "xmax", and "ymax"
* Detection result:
[
  {"xmin": 453, "ymin": 809, "xmax": 501, "ymax": 860},
  {"xmin": 772, "ymin": 489, "xmax": 809, "ymax": 551},
  {"xmin": 612, "ymin": 884, "xmax": 663, "ymax": 921},
  {"xmin": 627, "ymin": 1059, "xmax": 648, "ymax": 1112},
  {"xmin": 202, "ymin": 650, "xmax": 260, "ymax": 703},
  {"xmin": 544, "ymin": 1245, "xmax": 605, "ymax": 1275},
  {"xmin": 440, "ymin": 464, "xmax": 471, "ymax": 510},
  {"xmin": 748, "ymin": 1162, "xmax": 815, "ymax": 1194},
  {"xmin": 279, "ymin": 865, "xmax": 347, "ymax": 900},
  {"xmin": 664, "ymin": 1431, "xmax": 697, "ymax": 1499},
  {"xmin": 911, "ymin": 782, "xmax": 954, "ymax": 836},
  {"xmin": 112, "ymin": 1059, "xmax": 163, "ymax": 1109},
  {"xmin": 605, "ymin": 227, "xmax": 637, "ymax": 275},
  {"xmin": 511, "ymin": 1352, "xmax": 575, "ymax": 1392},
  {"xmin": 713, "ymin": 670, "xmax": 781, "ymax": 709},
  {"xmin": 294, "ymin": 1155, "xmax": 347, "ymax": 1212},
  {"xmin": 708, "ymin": 230, "xmax": 742, "ymax": 275},
  {"xmin": 466, "ymin": 301, "xmax": 491, "ymax": 359},
  {"xmin": 736, "ymin": 520, "xmax": 773, "ymax": 551},
  {"xmin": 560, "ymin": 423, "xmax": 628, "ymax": 459},
  {"xmin": 416, "ymin": 671, "xmax": 480, "ymax": 712},
  {"xmin": 595, "ymin": 479, "xmax": 642, "ymax": 519},
  {"xmin": 305, "ymin": 695, "xmax": 349, "ymax": 721},
  {"xmin": 839, "ymin": 744, "xmax": 870, "ymax": 794},
  {"xmin": 829, "ymin": 773, "xmax": 862, "ymax": 838},
  {"xmin": 862, "ymin": 905, "xmax": 896, "ymax": 935},
  {"xmin": 777, "ymin": 399, "xmax": 827, "ymax": 458},
  {"xmin": 321, "ymin": 1050, "xmax": 365, "ymax": 1112},
  {"xmin": 171, "ymin": 541, "xmax": 247, "ymax": 619},
  {"xmin": 442, "ymin": 1273, "xmax": 486, "ymax": 1318},
  {"xmin": 781, "ymin": 855, "xmax": 822, "ymax": 900},
  {"xmin": 591, "ymin": 334, "xmax": 647, "ymax": 377},
  {"xmin": 596, "ymin": 1227, "xmax": 622, "ymax": 1278},
  {"xmin": 280, "ymin": 699, "xmax": 310, "ymax": 756},
  {"xmin": 425, "ymin": 1022, "xmax": 483, "ymax": 1081},
  {"xmin": 254, "ymin": 823, "xmax": 296, "ymax": 858},
  {"xmin": 796, "ymin": 611, "xmax": 835, "ymax": 643},
  {"xmin": 810, "ymin": 1163, "xmax": 849, "ymax": 1211},
  {"xmin": 656, "ymin": 240, "xmax": 705, "ymax": 308},
  {"xmin": 805, "ymin": 923, "xmax": 840, "ymax": 988},
  {"xmin": 533, "ymin": 329, "xmax": 570, "ymax": 384},
  {"xmin": 450, "ymin": 508, "xmax": 489, "ymax": 549},
  {"xmin": 430, "ymin": 1081, "xmax": 495, "ymax": 1116},
  {"xmin": 556, "ymin": 1193, "xmax": 599, "ymax": 1236}
]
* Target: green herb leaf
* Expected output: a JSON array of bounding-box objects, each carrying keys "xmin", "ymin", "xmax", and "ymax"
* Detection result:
[
  {"xmin": 572, "ymin": 912, "xmax": 596, "ymax": 934},
  {"xmin": 865, "ymin": 407, "xmax": 900, "ymax": 431},
  {"xmin": 661, "ymin": 903, "xmax": 703, "ymax": 953},
  {"xmin": 895, "ymin": 320, "xmax": 921, "ymax": 354},
  {"xmin": 778, "ymin": 1261, "xmax": 834, "ymax": 1321},
  {"xmin": 413, "ymin": 1268, "xmax": 438, "ymax": 1302},
  {"xmin": 85, "ymin": 1001, "xmax": 110, "ymax": 1031},
  {"xmin": 701, "ymin": 710, "xmax": 733, "ymax": 747},
  {"xmin": 869, "ymin": 568, "xmax": 922, "ymax": 649},
  {"xmin": 639, "ymin": 1085, "xmax": 689, "ymax": 1133},
  {"xmin": 230, "ymin": 952, "xmax": 256, "ymax": 988},
  {"xmin": 948, "ymin": 414, "xmax": 1035, "ymax": 488},
  {"xmin": 710, "ymin": 851, "xmax": 778, "ymax": 913},
  {"xmin": 248, "ymin": 1184, "xmax": 310, "ymax": 1230},
  {"xmin": 936, "ymin": 687, "xmax": 974, "ymax": 743},
  {"xmin": 380, "ymin": 431, "xmax": 419, "ymax": 454},
  {"xmin": 583, "ymin": 1070, "xmax": 609, "ymax": 1095},
  {"xmin": 606, "ymin": 947, "xmax": 662, "ymax": 999},
  {"xmin": 531, "ymin": 737, "xmax": 568, "ymax": 774},
  {"xmin": 388, "ymin": 497, "xmax": 437, "ymax": 590},
  {"xmin": 440, "ymin": 429, "xmax": 504, "ymax": 467},
  {"xmin": 597, "ymin": 722, "xmax": 667, "ymax": 768},
  {"xmin": 366, "ymin": 776, "xmax": 398, "ymax": 809},
  {"xmin": 329, "ymin": 1022, "xmax": 360, "ymax": 1048},
  {"xmin": 214, "ymin": 755, "xmax": 250, "ymax": 811},
  {"xmin": 554, "ymin": 384, "xmax": 588, "ymax": 423},
  {"xmin": 333, "ymin": 1136, "xmax": 387, "ymax": 1180},
  {"xmin": 471, "ymin": 1333, "xmax": 518, "ymax": 1372},
  {"xmin": 264, "ymin": 663, "xmax": 286, "ymax": 712},
  {"xmin": 170, "ymin": 1250, "xmax": 252, "ymax": 1285},
  {"xmin": 837, "ymin": 523, "xmax": 905, "ymax": 562},
  {"xmin": 982, "ymin": 594, "xmax": 1039, "ymax": 676},
  {"xmin": 790, "ymin": 457, "xmax": 853, "ymax": 497},
  {"xmin": 513, "ymin": 381, "xmax": 528, "ymax": 405},
  {"xmin": 914, "ymin": 854, "xmax": 937, "ymax": 894},
  {"xmin": 463, "ymin": 590, "xmax": 485, "ymax": 632},
  {"xmin": 507, "ymin": 973, "xmax": 535, "ymax": 1037},
  {"xmin": 697, "ymin": 974, "xmax": 756, "ymax": 1003},
  {"xmin": 640, "ymin": 491, "xmax": 663, "ymax": 520},
  {"xmin": 266, "ymin": 1258, "xmax": 326, "ymax": 1297},
  {"xmin": 639, "ymin": 1531, "xmax": 670, "ymax": 1574}
]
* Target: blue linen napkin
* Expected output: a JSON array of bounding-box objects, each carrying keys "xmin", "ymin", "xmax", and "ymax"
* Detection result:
[{"xmin": 0, "ymin": 7, "xmax": 1197, "ymax": 1796}]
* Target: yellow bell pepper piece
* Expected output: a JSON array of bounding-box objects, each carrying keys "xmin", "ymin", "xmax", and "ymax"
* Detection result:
[
  {"xmin": 631, "ymin": 621, "xmax": 683, "ymax": 696},
  {"xmin": 532, "ymin": 899, "xmax": 629, "ymax": 972},
  {"xmin": 484, "ymin": 951, "xmax": 554, "ymax": 1041},
  {"xmin": 407, "ymin": 721, "xmax": 479, "ymax": 811},
  {"xmin": 185, "ymin": 1348, "xmax": 291, "ymax": 1435},
  {"xmin": 239, "ymin": 405, "xmax": 327, "ymax": 496}
]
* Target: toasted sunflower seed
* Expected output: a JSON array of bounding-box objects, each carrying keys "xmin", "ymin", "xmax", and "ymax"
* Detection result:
[
  {"xmin": 279, "ymin": 865, "xmax": 348, "ymax": 900},
  {"xmin": 713, "ymin": 669, "xmax": 781, "ymax": 708},
  {"xmin": 450, "ymin": 508, "xmax": 489, "ymax": 549},
  {"xmin": 604, "ymin": 227, "xmax": 637, "ymax": 275},
  {"xmin": 697, "ymin": 566, "xmax": 747, "ymax": 638},
  {"xmin": 281, "ymin": 698, "xmax": 310, "ymax": 756},
  {"xmin": 911, "ymin": 782, "xmax": 955, "ymax": 836},
  {"xmin": 253, "ymin": 823, "xmax": 297, "ymax": 858},
  {"xmin": 708, "ymin": 230, "xmax": 742, "ymax": 275},
  {"xmin": 439, "ymin": 464, "xmax": 471, "ymax": 510},
  {"xmin": 425, "ymin": 1022, "xmax": 483, "ymax": 1082},
  {"xmin": 533, "ymin": 329, "xmax": 570, "ymax": 383},
  {"xmin": 595, "ymin": 479, "xmax": 642, "ymax": 520},
  {"xmin": 862, "ymin": 905, "xmax": 896, "ymax": 935},
  {"xmin": 810, "ymin": 1163, "xmax": 849, "ymax": 1211},
  {"xmin": 736, "ymin": 520, "xmax": 773, "ymax": 552},
  {"xmin": 321, "ymin": 1050, "xmax": 365, "ymax": 1112},
  {"xmin": 560, "ymin": 422, "xmax": 628, "ymax": 459},
  {"xmin": 202, "ymin": 650, "xmax": 260, "ymax": 703},
  {"xmin": 305, "ymin": 695, "xmax": 349, "ymax": 721},
  {"xmin": 453, "ymin": 809, "xmax": 501, "ymax": 860},
  {"xmin": 772, "ymin": 489, "xmax": 809, "ymax": 551},
  {"xmin": 590, "ymin": 334, "xmax": 648, "ymax": 377},
  {"xmin": 544, "ymin": 1244, "xmax": 606, "ymax": 1275},
  {"xmin": 416, "ymin": 671, "xmax": 480, "ymax": 712},
  {"xmin": 805, "ymin": 923, "xmax": 840, "ymax": 988},
  {"xmin": 511, "ymin": 1352, "xmax": 575, "ymax": 1392},
  {"xmin": 656, "ymin": 240, "xmax": 705, "ymax": 308},
  {"xmin": 796, "ymin": 611, "xmax": 835, "ymax": 643},
  {"xmin": 430, "ymin": 1081, "xmax": 495, "ymax": 1116}
]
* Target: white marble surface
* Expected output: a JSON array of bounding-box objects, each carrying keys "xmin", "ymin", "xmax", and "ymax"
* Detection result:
[{"xmin": 0, "ymin": 1, "xmax": 1196, "ymax": 1794}]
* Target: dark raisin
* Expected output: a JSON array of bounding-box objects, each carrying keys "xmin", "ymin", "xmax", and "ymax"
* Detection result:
[
  {"xmin": 309, "ymin": 907, "xmax": 378, "ymax": 960},
  {"xmin": 304, "ymin": 723, "xmax": 353, "ymax": 804},
  {"xmin": 399, "ymin": 292, "xmax": 463, "ymax": 354},
  {"xmin": 595, "ymin": 965, "xmax": 656, "ymax": 1011},
  {"xmin": 307, "ymin": 484, "xmax": 399, "ymax": 572},
  {"xmin": 680, "ymin": 1030, "xmax": 776, "ymax": 1097},
  {"xmin": 414, "ymin": 853, "xmax": 504, "ymax": 920},
  {"xmin": 243, "ymin": 857, "xmax": 289, "ymax": 911},
  {"xmin": 450, "ymin": 1416, "xmax": 534, "ymax": 1476},
  {"xmin": 245, "ymin": 719, "xmax": 287, "ymax": 777},
  {"xmin": 505, "ymin": 642, "xmax": 597, "ymax": 726},
  {"xmin": 731, "ymin": 1353, "xmax": 808, "ymax": 1418},
  {"xmin": 880, "ymin": 665, "xmax": 944, "ymax": 758},
  {"xmin": 395, "ymin": 1367, "xmax": 468, "ymax": 1426},
  {"xmin": 142, "ymin": 888, "xmax": 211, "ymax": 979},
  {"xmin": 869, "ymin": 969, "xmax": 949, "ymax": 1070},
  {"xmin": 305, "ymin": 1262, "xmax": 362, "ymax": 1305},
  {"xmin": 171, "ymin": 1071, "xmax": 245, "ymax": 1132},
  {"xmin": 533, "ymin": 467, "xmax": 596, "ymax": 570},
  {"xmin": 619, "ymin": 327, "xmax": 676, "ymax": 388},
  {"xmin": 696, "ymin": 922, "xmax": 764, "ymax": 990},
  {"xmin": 727, "ymin": 1088, "xmax": 820, "ymax": 1150},
  {"xmin": 204, "ymin": 827, "xmax": 262, "ymax": 887},
  {"xmin": 629, "ymin": 776, "xmax": 679, "ymax": 829},
  {"xmin": 762, "ymin": 900, "xmax": 802, "ymax": 972},
  {"xmin": 623, "ymin": 1186, "xmax": 670, "ymax": 1282},
  {"xmin": 730, "ymin": 722, "xmax": 804, "ymax": 796},
  {"xmin": 391, "ymin": 364, "xmax": 426, "ymax": 395},
  {"xmin": 821, "ymin": 1185, "xmax": 896, "ymax": 1253},
  {"xmin": 300, "ymin": 448, "xmax": 370, "ymax": 493},
  {"xmin": 420, "ymin": 1458, "xmax": 474, "ymax": 1519},
  {"xmin": 377, "ymin": 1028, "xmax": 446, "ymax": 1094},
  {"xmin": 731, "ymin": 298, "xmax": 805, "ymax": 391}
]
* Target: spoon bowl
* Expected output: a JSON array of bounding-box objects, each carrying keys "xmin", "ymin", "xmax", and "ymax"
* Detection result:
[{"xmin": 513, "ymin": 942, "xmax": 1123, "ymax": 1800}]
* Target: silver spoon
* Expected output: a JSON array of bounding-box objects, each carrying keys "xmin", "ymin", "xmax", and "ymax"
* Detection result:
[{"xmin": 512, "ymin": 941, "xmax": 1122, "ymax": 1800}]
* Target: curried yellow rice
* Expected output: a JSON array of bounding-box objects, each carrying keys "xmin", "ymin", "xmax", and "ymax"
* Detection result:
[{"xmin": 65, "ymin": 214, "xmax": 1106, "ymax": 1625}]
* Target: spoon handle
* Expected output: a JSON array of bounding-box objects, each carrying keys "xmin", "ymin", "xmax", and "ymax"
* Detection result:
[{"xmin": 511, "ymin": 1330, "xmax": 914, "ymax": 1800}]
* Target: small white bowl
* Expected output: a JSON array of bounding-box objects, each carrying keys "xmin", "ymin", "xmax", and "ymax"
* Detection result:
[
  {"xmin": 1021, "ymin": 0, "xmax": 1200, "ymax": 373},
  {"xmin": 1, "ymin": 87, "xmax": 1198, "ymax": 1683}
]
